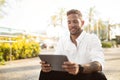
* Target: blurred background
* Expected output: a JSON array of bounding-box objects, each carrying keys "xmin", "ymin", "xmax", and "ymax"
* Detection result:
[
  {"xmin": 0, "ymin": 0, "xmax": 120, "ymax": 64},
  {"xmin": 0, "ymin": 0, "xmax": 120, "ymax": 80}
]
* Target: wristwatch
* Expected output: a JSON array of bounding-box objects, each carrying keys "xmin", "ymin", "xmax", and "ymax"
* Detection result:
[{"xmin": 79, "ymin": 64, "xmax": 84, "ymax": 73}]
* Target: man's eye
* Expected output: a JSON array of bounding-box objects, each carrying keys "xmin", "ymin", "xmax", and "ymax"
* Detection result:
[
  {"xmin": 73, "ymin": 20, "xmax": 78, "ymax": 23},
  {"xmin": 68, "ymin": 21, "xmax": 71, "ymax": 24}
]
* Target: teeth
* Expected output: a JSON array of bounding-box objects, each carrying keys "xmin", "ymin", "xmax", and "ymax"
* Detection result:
[{"xmin": 71, "ymin": 28, "xmax": 76, "ymax": 30}]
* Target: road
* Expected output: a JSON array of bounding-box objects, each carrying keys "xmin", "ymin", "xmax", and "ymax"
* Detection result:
[{"xmin": 0, "ymin": 48, "xmax": 120, "ymax": 80}]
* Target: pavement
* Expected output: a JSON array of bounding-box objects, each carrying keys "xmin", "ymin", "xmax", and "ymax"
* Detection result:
[
  {"xmin": 0, "ymin": 48, "xmax": 120, "ymax": 80},
  {"xmin": 103, "ymin": 48, "xmax": 120, "ymax": 80}
]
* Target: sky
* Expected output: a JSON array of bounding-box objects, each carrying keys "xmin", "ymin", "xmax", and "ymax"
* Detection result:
[{"xmin": 0, "ymin": 0, "xmax": 120, "ymax": 33}]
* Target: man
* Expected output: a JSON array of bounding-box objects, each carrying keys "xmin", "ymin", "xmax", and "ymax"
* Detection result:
[{"xmin": 39, "ymin": 9, "xmax": 107, "ymax": 80}]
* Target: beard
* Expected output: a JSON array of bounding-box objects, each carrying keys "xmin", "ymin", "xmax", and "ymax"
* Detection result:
[{"xmin": 70, "ymin": 28, "xmax": 81, "ymax": 35}]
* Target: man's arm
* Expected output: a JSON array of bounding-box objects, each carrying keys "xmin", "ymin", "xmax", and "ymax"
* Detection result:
[
  {"xmin": 81, "ymin": 61, "xmax": 102, "ymax": 73},
  {"xmin": 62, "ymin": 61, "xmax": 102, "ymax": 75}
]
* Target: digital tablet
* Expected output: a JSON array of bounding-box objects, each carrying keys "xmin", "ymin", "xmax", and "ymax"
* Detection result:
[{"xmin": 38, "ymin": 54, "xmax": 69, "ymax": 71}]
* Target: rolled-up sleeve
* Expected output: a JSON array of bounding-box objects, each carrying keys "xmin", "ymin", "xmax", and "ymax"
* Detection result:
[{"xmin": 89, "ymin": 34, "xmax": 105, "ymax": 69}]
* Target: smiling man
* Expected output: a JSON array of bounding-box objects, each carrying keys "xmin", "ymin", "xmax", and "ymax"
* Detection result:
[{"xmin": 39, "ymin": 9, "xmax": 107, "ymax": 80}]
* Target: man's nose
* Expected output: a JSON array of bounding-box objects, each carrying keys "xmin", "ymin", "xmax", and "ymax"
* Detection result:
[{"xmin": 70, "ymin": 22, "xmax": 75, "ymax": 27}]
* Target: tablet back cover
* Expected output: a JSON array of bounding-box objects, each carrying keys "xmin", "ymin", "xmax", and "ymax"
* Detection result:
[{"xmin": 39, "ymin": 54, "xmax": 68, "ymax": 71}]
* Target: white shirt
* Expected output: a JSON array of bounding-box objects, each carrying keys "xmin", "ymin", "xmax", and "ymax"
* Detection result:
[{"xmin": 55, "ymin": 31, "xmax": 104, "ymax": 69}]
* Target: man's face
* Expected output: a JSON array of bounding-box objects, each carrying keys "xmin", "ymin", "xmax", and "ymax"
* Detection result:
[{"xmin": 67, "ymin": 14, "xmax": 83, "ymax": 35}]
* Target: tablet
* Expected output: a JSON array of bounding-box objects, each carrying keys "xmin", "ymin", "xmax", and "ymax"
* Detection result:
[{"xmin": 38, "ymin": 54, "xmax": 68, "ymax": 71}]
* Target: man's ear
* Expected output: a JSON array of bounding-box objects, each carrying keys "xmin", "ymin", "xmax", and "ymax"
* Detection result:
[{"xmin": 81, "ymin": 20, "xmax": 84, "ymax": 26}]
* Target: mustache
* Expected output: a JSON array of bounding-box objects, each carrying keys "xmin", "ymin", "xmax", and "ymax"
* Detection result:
[{"xmin": 70, "ymin": 26, "xmax": 77, "ymax": 29}]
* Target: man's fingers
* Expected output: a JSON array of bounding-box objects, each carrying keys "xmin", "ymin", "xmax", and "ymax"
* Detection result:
[
  {"xmin": 40, "ymin": 61, "xmax": 46, "ymax": 64},
  {"xmin": 41, "ymin": 64, "xmax": 50, "ymax": 67},
  {"xmin": 42, "ymin": 66, "xmax": 51, "ymax": 70},
  {"xmin": 64, "ymin": 61, "xmax": 75, "ymax": 65},
  {"xmin": 62, "ymin": 64, "xmax": 77, "ymax": 69},
  {"xmin": 41, "ymin": 65, "xmax": 52, "ymax": 72}
]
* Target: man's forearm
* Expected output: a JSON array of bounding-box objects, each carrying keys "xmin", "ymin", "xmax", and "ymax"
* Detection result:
[{"xmin": 81, "ymin": 61, "xmax": 102, "ymax": 73}]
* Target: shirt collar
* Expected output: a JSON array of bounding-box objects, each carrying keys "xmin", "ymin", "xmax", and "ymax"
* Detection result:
[
  {"xmin": 68, "ymin": 31, "xmax": 86, "ymax": 43},
  {"xmin": 76, "ymin": 31, "xmax": 86, "ymax": 42}
]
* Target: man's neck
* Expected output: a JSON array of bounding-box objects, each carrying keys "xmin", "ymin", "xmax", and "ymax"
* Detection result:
[{"xmin": 70, "ymin": 30, "xmax": 83, "ymax": 46}]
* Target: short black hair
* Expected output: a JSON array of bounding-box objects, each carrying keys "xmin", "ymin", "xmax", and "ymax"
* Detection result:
[{"xmin": 67, "ymin": 9, "xmax": 82, "ymax": 18}]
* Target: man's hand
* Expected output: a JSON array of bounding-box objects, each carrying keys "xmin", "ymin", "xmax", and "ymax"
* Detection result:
[
  {"xmin": 40, "ymin": 61, "xmax": 52, "ymax": 72},
  {"xmin": 62, "ymin": 61, "xmax": 79, "ymax": 75}
]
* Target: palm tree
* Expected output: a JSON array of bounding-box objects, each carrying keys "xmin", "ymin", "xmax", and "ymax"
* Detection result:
[
  {"xmin": 88, "ymin": 7, "xmax": 95, "ymax": 33},
  {"xmin": 0, "ymin": 0, "xmax": 5, "ymax": 6},
  {"xmin": 49, "ymin": 8, "xmax": 66, "ymax": 40},
  {"xmin": 57, "ymin": 8, "xmax": 66, "ymax": 27},
  {"xmin": 0, "ymin": 0, "xmax": 6, "ymax": 18},
  {"xmin": 50, "ymin": 8, "xmax": 66, "ymax": 28},
  {"xmin": 50, "ymin": 15, "xmax": 58, "ymax": 27}
]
